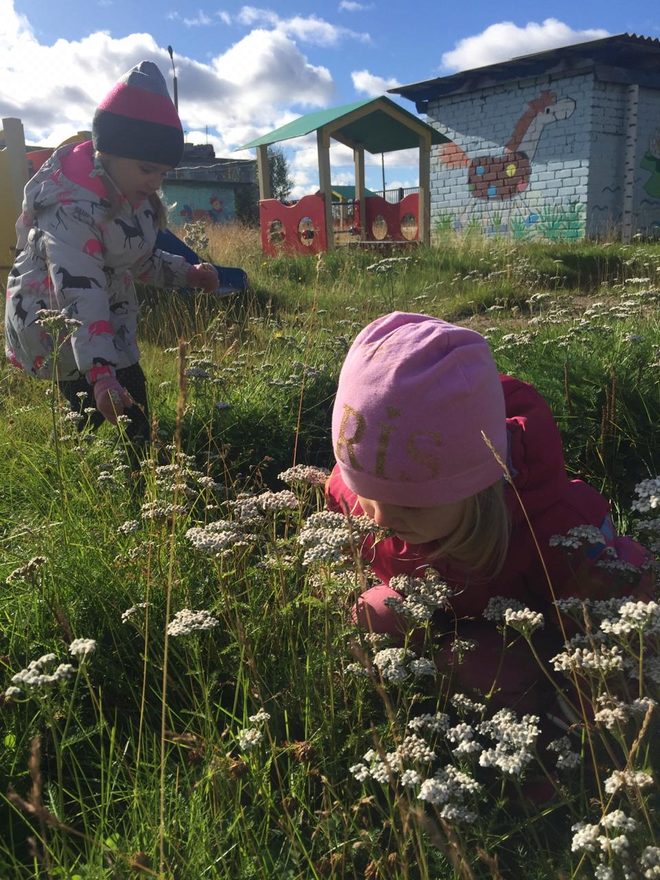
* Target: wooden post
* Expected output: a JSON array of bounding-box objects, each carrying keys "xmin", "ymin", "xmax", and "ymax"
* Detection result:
[
  {"xmin": 317, "ymin": 128, "xmax": 334, "ymax": 251},
  {"xmin": 256, "ymin": 144, "xmax": 271, "ymax": 200},
  {"xmin": 0, "ymin": 117, "xmax": 29, "ymax": 272},
  {"xmin": 418, "ymin": 134, "xmax": 431, "ymax": 246},
  {"xmin": 354, "ymin": 145, "xmax": 365, "ymax": 240}
]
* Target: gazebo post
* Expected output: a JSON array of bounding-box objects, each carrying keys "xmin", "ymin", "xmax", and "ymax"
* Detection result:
[
  {"xmin": 256, "ymin": 144, "xmax": 271, "ymax": 200},
  {"xmin": 354, "ymin": 145, "xmax": 366, "ymax": 239},
  {"xmin": 317, "ymin": 129, "xmax": 334, "ymax": 251},
  {"xmin": 418, "ymin": 133, "xmax": 432, "ymax": 246}
]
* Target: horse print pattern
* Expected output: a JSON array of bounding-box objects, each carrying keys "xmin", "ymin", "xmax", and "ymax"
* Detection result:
[{"xmin": 5, "ymin": 139, "xmax": 192, "ymax": 379}]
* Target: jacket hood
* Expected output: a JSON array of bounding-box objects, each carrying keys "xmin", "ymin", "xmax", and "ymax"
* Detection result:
[
  {"xmin": 502, "ymin": 375, "xmax": 571, "ymax": 516},
  {"xmin": 23, "ymin": 140, "xmax": 108, "ymax": 216}
]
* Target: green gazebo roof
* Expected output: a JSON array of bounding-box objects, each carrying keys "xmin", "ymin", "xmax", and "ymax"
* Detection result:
[{"xmin": 237, "ymin": 96, "xmax": 448, "ymax": 154}]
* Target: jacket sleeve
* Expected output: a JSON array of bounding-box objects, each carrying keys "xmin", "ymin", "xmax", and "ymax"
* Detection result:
[
  {"xmin": 40, "ymin": 204, "xmax": 118, "ymax": 376},
  {"xmin": 134, "ymin": 248, "xmax": 193, "ymax": 288},
  {"xmin": 525, "ymin": 483, "xmax": 655, "ymax": 607}
]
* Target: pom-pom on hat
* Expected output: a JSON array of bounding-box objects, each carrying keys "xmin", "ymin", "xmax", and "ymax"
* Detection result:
[
  {"xmin": 331, "ymin": 312, "xmax": 508, "ymax": 507},
  {"xmin": 93, "ymin": 60, "xmax": 184, "ymax": 168}
]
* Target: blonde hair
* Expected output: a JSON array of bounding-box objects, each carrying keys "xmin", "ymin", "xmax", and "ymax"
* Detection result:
[{"xmin": 428, "ymin": 480, "xmax": 511, "ymax": 578}]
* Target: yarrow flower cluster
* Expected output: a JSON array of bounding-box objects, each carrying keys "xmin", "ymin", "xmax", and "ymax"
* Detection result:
[
  {"xmin": 255, "ymin": 490, "xmax": 298, "ymax": 511},
  {"xmin": 482, "ymin": 596, "xmax": 525, "ymax": 623},
  {"xmin": 547, "ymin": 736, "xmax": 581, "ymax": 770},
  {"xmin": 237, "ymin": 708, "xmax": 271, "ymax": 752},
  {"xmin": 503, "ymin": 607, "xmax": 545, "ymax": 635},
  {"xmin": 121, "ymin": 602, "xmax": 151, "ymax": 623},
  {"xmin": 477, "ymin": 709, "xmax": 540, "ymax": 777},
  {"xmin": 551, "ymin": 645, "xmax": 624, "ymax": 675},
  {"xmin": 600, "ymin": 601, "xmax": 660, "ymax": 636},
  {"xmin": 278, "ymin": 465, "xmax": 330, "ymax": 487},
  {"xmin": 186, "ymin": 520, "xmax": 256, "ymax": 555},
  {"xmin": 631, "ymin": 477, "xmax": 660, "ymax": 514},
  {"xmin": 384, "ymin": 570, "xmax": 455, "ymax": 622},
  {"xmin": 549, "ymin": 524, "xmax": 606, "ymax": 550},
  {"xmin": 297, "ymin": 511, "xmax": 379, "ymax": 566},
  {"xmin": 167, "ymin": 609, "xmax": 219, "ymax": 637},
  {"xmin": 372, "ymin": 647, "xmax": 436, "ymax": 684},
  {"xmin": 69, "ymin": 638, "xmax": 97, "ymax": 658},
  {"xmin": 7, "ymin": 653, "xmax": 74, "ymax": 695}
]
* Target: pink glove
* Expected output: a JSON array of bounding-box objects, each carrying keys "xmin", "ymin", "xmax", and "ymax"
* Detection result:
[
  {"xmin": 186, "ymin": 262, "xmax": 219, "ymax": 293},
  {"xmin": 92, "ymin": 374, "xmax": 134, "ymax": 425}
]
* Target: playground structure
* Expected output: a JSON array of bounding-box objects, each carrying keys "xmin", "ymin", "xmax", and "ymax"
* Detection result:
[
  {"xmin": 0, "ymin": 117, "xmax": 247, "ymax": 293},
  {"xmin": 238, "ymin": 97, "xmax": 448, "ymax": 256}
]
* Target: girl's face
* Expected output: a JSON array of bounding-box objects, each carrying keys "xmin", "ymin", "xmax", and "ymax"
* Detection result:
[
  {"xmin": 356, "ymin": 495, "xmax": 468, "ymax": 545},
  {"xmin": 99, "ymin": 154, "xmax": 172, "ymax": 207}
]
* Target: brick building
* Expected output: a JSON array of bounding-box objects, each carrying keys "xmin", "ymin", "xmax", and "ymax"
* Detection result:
[{"xmin": 390, "ymin": 34, "xmax": 660, "ymax": 241}]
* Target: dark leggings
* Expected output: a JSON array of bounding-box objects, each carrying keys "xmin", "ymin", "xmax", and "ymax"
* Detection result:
[{"xmin": 59, "ymin": 363, "xmax": 151, "ymax": 449}]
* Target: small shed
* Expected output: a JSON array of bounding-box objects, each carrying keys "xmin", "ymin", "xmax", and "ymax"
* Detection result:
[
  {"xmin": 238, "ymin": 96, "xmax": 448, "ymax": 255},
  {"xmin": 390, "ymin": 34, "xmax": 660, "ymax": 241}
]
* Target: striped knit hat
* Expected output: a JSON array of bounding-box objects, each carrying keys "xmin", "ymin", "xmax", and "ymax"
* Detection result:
[{"xmin": 93, "ymin": 60, "xmax": 184, "ymax": 167}]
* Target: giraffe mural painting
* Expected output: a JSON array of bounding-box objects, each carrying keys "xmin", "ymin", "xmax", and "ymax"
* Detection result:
[{"xmin": 440, "ymin": 91, "xmax": 576, "ymax": 201}]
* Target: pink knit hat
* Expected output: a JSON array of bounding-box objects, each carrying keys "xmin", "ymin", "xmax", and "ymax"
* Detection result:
[
  {"xmin": 93, "ymin": 60, "xmax": 183, "ymax": 167},
  {"xmin": 332, "ymin": 312, "xmax": 507, "ymax": 507}
]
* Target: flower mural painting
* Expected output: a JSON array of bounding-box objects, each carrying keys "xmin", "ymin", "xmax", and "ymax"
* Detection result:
[{"xmin": 441, "ymin": 91, "xmax": 576, "ymax": 201}]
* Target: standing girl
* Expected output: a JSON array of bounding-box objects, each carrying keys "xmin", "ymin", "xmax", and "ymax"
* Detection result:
[
  {"xmin": 326, "ymin": 312, "xmax": 654, "ymax": 714},
  {"xmin": 5, "ymin": 60, "xmax": 219, "ymax": 447}
]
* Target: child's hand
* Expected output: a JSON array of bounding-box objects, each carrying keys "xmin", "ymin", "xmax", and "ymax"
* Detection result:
[
  {"xmin": 187, "ymin": 262, "xmax": 219, "ymax": 292},
  {"xmin": 93, "ymin": 375, "xmax": 134, "ymax": 425}
]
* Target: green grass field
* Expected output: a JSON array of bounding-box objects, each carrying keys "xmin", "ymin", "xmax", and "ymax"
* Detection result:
[{"xmin": 0, "ymin": 226, "xmax": 658, "ymax": 879}]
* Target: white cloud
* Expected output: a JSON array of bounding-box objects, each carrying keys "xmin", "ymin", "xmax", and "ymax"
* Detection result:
[
  {"xmin": 351, "ymin": 69, "xmax": 400, "ymax": 96},
  {"xmin": 441, "ymin": 19, "xmax": 610, "ymax": 71},
  {"xmin": 182, "ymin": 10, "xmax": 213, "ymax": 27},
  {"xmin": 339, "ymin": 1, "xmax": 373, "ymax": 11},
  {"xmin": 0, "ymin": 0, "xmax": 336, "ymax": 164},
  {"xmin": 235, "ymin": 5, "xmax": 370, "ymax": 45}
]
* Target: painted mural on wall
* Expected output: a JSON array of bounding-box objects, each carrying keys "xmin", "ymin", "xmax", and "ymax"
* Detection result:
[
  {"xmin": 161, "ymin": 184, "xmax": 237, "ymax": 225},
  {"xmin": 441, "ymin": 91, "xmax": 576, "ymax": 199},
  {"xmin": 641, "ymin": 133, "xmax": 660, "ymax": 199},
  {"xmin": 438, "ymin": 90, "xmax": 581, "ymax": 239}
]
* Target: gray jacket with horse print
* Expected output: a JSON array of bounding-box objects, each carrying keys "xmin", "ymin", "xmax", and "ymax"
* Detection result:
[{"xmin": 5, "ymin": 140, "xmax": 191, "ymax": 381}]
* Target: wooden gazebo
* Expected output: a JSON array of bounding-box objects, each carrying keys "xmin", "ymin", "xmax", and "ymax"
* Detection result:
[{"xmin": 237, "ymin": 97, "xmax": 449, "ymax": 255}]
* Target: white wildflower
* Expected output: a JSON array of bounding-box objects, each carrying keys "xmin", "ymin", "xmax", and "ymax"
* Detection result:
[
  {"xmin": 631, "ymin": 477, "xmax": 660, "ymax": 513},
  {"xmin": 641, "ymin": 847, "xmax": 660, "ymax": 879},
  {"xmin": 256, "ymin": 490, "xmax": 298, "ymax": 511},
  {"xmin": 69, "ymin": 638, "xmax": 97, "ymax": 658},
  {"xmin": 350, "ymin": 762, "xmax": 370, "ymax": 782},
  {"xmin": 4, "ymin": 686, "xmax": 22, "ymax": 698},
  {"xmin": 249, "ymin": 709, "xmax": 271, "ymax": 725},
  {"xmin": 407, "ymin": 712, "xmax": 450, "ymax": 734},
  {"xmin": 117, "ymin": 520, "xmax": 139, "ymax": 535},
  {"xmin": 550, "ymin": 525, "xmax": 606, "ymax": 549},
  {"xmin": 604, "ymin": 768, "xmax": 654, "ymax": 794},
  {"xmin": 11, "ymin": 654, "xmax": 74, "ymax": 690},
  {"xmin": 483, "ymin": 596, "xmax": 525, "ymax": 623},
  {"xmin": 278, "ymin": 465, "xmax": 330, "ymax": 487},
  {"xmin": 121, "ymin": 602, "xmax": 151, "ymax": 623},
  {"xmin": 477, "ymin": 709, "xmax": 540, "ymax": 777},
  {"xmin": 237, "ymin": 727, "xmax": 263, "ymax": 752},
  {"xmin": 551, "ymin": 645, "xmax": 624, "ymax": 675},
  {"xmin": 547, "ymin": 736, "xmax": 580, "ymax": 770},
  {"xmin": 504, "ymin": 607, "xmax": 545, "ymax": 635},
  {"xmin": 400, "ymin": 769, "xmax": 421, "ymax": 787},
  {"xmin": 167, "ymin": 608, "xmax": 219, "ymax": 636},
  {"xmin": 600, "ymin": 810, "xmax": 637, "ymax": 832},
  {"xmin": 571, "ymin": 822, "xmax": 600, "ymax": 853}
]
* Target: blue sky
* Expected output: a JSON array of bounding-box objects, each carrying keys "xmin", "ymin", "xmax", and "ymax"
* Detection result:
[{"xmin": 1, "ymin": 0, "xmax": 658, "ymax": 195}]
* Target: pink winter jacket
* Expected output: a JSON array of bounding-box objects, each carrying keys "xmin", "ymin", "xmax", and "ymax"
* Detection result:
[{"xmin": 326, "ymin": 375, "xmax": 653, "ymax": 624}]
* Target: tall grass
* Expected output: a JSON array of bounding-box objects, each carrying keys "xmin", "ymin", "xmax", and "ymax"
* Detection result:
[{"xmin": 0, "ymin": 226, "xmax": 658, "ymax": 878}]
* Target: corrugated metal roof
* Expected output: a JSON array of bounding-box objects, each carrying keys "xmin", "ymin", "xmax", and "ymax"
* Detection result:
[
  {"xmin": 391, "ymin": 34, "xmax": 660, "ymax": 106},
  {"xmin": 236, "ymin": 96, "xmax": 448, "ymax": 153}
]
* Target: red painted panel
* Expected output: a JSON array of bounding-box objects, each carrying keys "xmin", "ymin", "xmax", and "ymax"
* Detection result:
[
  {"xmin": 259, "ymin": 195, "xmax": 328, "ymax": 255},
  {"xmin": 364, "ymin": 193, "xmax": 420, "ymax": 241}
]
